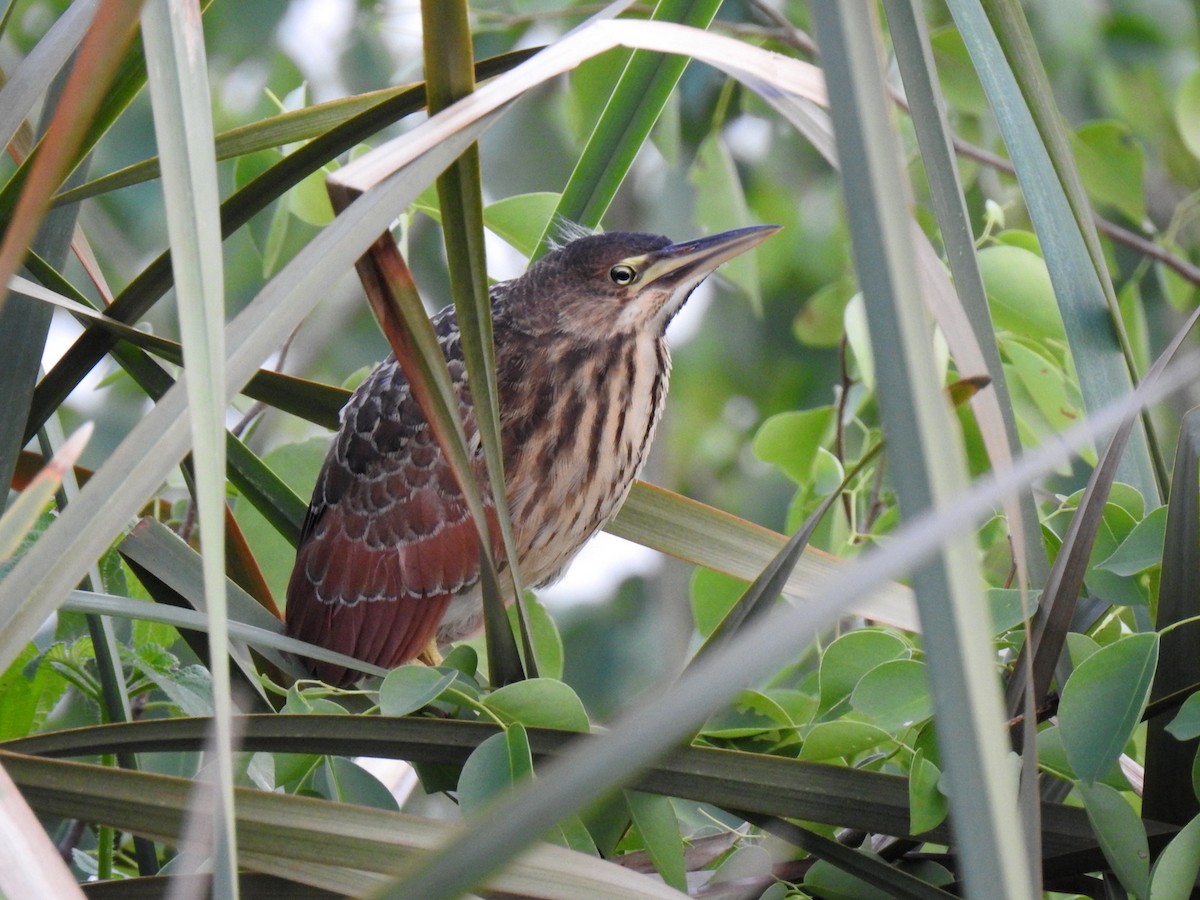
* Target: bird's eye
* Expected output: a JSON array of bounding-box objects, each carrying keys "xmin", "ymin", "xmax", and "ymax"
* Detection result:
[{"xmin": 609, "ymin": 264, "xmax": 638, "ymax": 286}]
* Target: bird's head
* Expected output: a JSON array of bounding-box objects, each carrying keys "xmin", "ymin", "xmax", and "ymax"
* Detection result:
[{"xmin": 504, "ymin": 224, "xmax": 781, "ymax": 339}]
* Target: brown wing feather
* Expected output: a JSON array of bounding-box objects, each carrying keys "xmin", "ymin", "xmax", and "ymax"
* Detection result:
[{"xmin": 285, "ymin": 331, "xmax": 494, "ymax": 686}]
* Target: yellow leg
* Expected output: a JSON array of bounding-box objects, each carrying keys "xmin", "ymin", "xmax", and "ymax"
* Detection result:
[{"xmin": 417, "ymin": 639, "xmax": 443, "ymax": 667}]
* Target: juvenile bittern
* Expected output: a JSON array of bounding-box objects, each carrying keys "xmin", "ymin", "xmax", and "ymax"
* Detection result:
[{"xmin": 285, "ymin": 224, "xmax": 779, "ymax": 685}]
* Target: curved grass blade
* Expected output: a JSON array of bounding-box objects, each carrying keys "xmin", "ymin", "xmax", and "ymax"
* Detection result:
[
  {"xmin": 882, "ymin": 0, "xmax": 1045, "ymax": 870},
  {"xmin": 0, "ymin": 715, "xmax": 1107, "ymax": 858},
  {"xmin": 143, "ymin": 3, "xmax": 237, "ymax": 887},
  {"xmin": 947, "ymin": 0, "xmax": 1158, "ymax": 501},
  {"xmin": 0, "ymin": 761, "xmax": 84, "ymax": 900},
  {"xmin": 52, "ymin": 48, "xmax": 539, "ymax": 207},
  {"xmin": 1, "ymin": 750, "xmax": 687, "ymax": 900},
  {"xmin": 1005, "ymin": 301, "xmax": 1200, "ymax": 717},
  {"xmin": 1144, "ymin": 408, "xmax": 1200, "ymax": 825},
  {"xmin": 0, "ymin": 423, "xmax": 90, "ymax": 563},
  {"xmin": 12, "ymin": 268, "xmax": 347, "ymax": 429},
  {"xmin": 27, "ymin": 49, "xmax": 538, "ymax": 442},
  {"xmin": 422, "ymin": 0, "xmax": 528, "ymax": 683},
  {"xmin": 0, "ymin": 0, "xmax": 99, "ymax": 159},
  {"xmin": 62, "ymin": 590, "xmax": 385, "ymax": 682},
  {"xmin": 610, "ymin": 482, "xmax": 917, "ymax": 629},
  {"xmin": 751, "ymin": 816, "xmax": 958, "ymax": 899},
  {"xmin": 0, "ymin": 0, "xmax": 141, "ymax": 306},
  {"xmin": 810, "ymin": 6, "xmax": 1030, "ymax": 894},
  {"xmin": 534, "ymin": 0, "xmax": 721, "ymax": 256},
  {"xmin": 691, "ymin": 443, "xmax": 882, "ymax": 664},
  {"xmin": 882, "ymin": 0, "xmax": 1044, "ymax": 588}
]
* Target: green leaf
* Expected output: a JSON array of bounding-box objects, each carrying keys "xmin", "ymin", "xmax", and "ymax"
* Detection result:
[
  {"xmin": 441, "ymin": 644, "xmax": 479, "ymax": 680},
  {"xmin": 314, "ymin": 756, "xmax": 399, "ymax": 812},
  {"xmin": 1065, "ymin": 632, "xmax": 1102, "ymax": 667},
  {"xmin": 125, "ymin": 654, "xmax": 212, "ymax": 718},
  {"xmin": 798, "ymin": 721, "xmax": 893, "ymax": 761},
  {"xmin": 505, "ymin": 592, "xmax": 564, "ymax": 681},
  {"xmin": 794, "ymin": 281, "xmax": 854, "ymax": 348},
  {"xmin": 1059, "ymin": 633, "xmax": 1159, "ymax": 784},
  {"xmin": 483, "ymin": 192, "xmax": 560, "ymax": 258},
  {"xmin": 458, "ymin": 724, "xmax": 534, "ymax": 817},
  {"xmin": 689, "ymin": 568, "xmax": 749, "ymax": 638},
  {"xmin": 0, "ymin": 645, "xmax": 68, "ymax": 742},
  {"xmin": 1000, "ymin": 336, "xmax": 1080, "ymax": 433},
  {"xmin": 708, "ymin": 844, "xmax": 774, "ymax": 888},
  {"xmin": 1173, "ymin": 69, "xmax": 1200, "ymax": 162},
  {"xmin": 1149, "ymin": 811, "xmax": 1200, "ymax": 900},
  {"xmin": 690, "ymin": 133, "xmax": 761, "ymax": 312},
  {"xmin": 482, "ymin": 679, "xmax": 589, "ymax": 732},
  {"xmin": 804, "ymin": 858, "xmax": 895, "ymax": 900},
  {"xmin": 378, "ymin": 666, "xmax": 459, "ymax": 717},
  {"xmin": 703, "ymin": 690, "xmax": 794, "ymax": 739},
  {"xmin": 625, "ymin": 791, "xmax": 686, "ymax": 893},
  {"xmin": 1070, "ymin": 120, "xmax": 1145, "ymax": 222},
  {"xmin": 752, "ymin": 407, "xmax": 836, "ymax": 485},
  {"xmin": 288, "ymin": 166, "xmax": 335, "ymax": 226},
  {"xmin": 909, "ymin": 750, "xmax": 948, "ymax": 835},
  {"xmin": 850, "ymin": 659, "xmax": 933, "ymax": 733},
  {"xmin": 978, "ymin": 244, "xmax": 1065, "ymax": 341},
  {"xmin": 1096, "ymin": 505, "xmax": 1167, "ymax": 576},
  {"xmin": 1166, "ymin": 693, "xmax": 1200, "ymax": 741},
  {"xmin": 1077, "ymin": 782, "xmax": 1150, "ymax": 898},
  {"xmin": 929, "ymin": 26, "xmax": 990, "ymax": 115},
  {"xmin": 986, "ymin": 588, "xmax": 1038, "ymax": 634},
  {"xmin": 818, "ymin": 630, "xmax": 909, "ymax": 713}
]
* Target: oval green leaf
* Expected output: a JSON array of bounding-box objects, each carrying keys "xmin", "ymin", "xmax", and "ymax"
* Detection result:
[
  {"xmin": 909, "ymin": 749, "xmax": 948, "ymax": 835},
  {"xmin": 703, "ymin": 689, "xmax": 795, "ymax": 739},
  {"xmin": 1150, "ymin": 811, "xmax": 1200, "ymax": 900},
  {"xmin": 379, "ymin": 665, "xmax": 458, "ymax": 717},
  {"xmin": 818, "ymin": 629, "xmax": 910, "ymax": 713},
  {"xmin": 851, "ymin": 659, "xmax": 933, "ymax": 733},
  {"xmin": 458, "ymin": 724, "xmax": 534, "ymax": 817},
  {"xmin": 483, "ymin": 678, "xmax": 589, "ymax": 732},
  {"xmin": 1059, "ymin": 633, "xmax": 1159, "ymax": 784},
  {"xmin": 1077, "ymin": 782, "xmax": 1149, "ymax": 898},
  {"xmin": 752, "ymin": 407, "xmax": 836, "ymax": 485},
  {"xmin": 979, "ymin": 245, "xmax": 1065, "ymax": 341},
  {"xmin": 798, "ymin": 720, "xmax": 892, "ymax": 761},
  {"xmin": 1166, "ymin": 692, "xmax": 1200, "ymax": 741}
]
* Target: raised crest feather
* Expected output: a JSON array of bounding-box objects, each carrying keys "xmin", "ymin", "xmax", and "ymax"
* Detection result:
[{"xmin": 547, "ymin": 216, "xmax": 596, "ymax": 250}]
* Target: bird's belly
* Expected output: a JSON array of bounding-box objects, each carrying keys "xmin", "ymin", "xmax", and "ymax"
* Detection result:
[
  {"xmin": 512, "ymin": 338, "xmax": 665, "ymax": 587},
  {"xmin": 437, "ymin": 582, "xmax": 485, "ymax": 645},
  {"xmin": 436, "ymin": 336, "xmax": 668, "ymax": 646}
]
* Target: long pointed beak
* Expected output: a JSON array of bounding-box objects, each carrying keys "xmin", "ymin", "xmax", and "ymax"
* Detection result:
[{"xmin": 644, "ymin": 224, "xmax": 781, "ymax": 286}]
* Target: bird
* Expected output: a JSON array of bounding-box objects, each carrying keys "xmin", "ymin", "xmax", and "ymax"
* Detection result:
[{"xmin": 285, "ymin": 224, "xmax": 780, "ymax": 685}]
